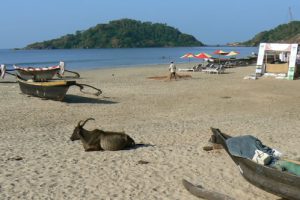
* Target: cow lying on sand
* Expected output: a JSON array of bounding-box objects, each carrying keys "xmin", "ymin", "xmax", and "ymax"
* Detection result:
[{"xmin": 70, "ymin": 118, "xmax": 135, "ymax": 151}]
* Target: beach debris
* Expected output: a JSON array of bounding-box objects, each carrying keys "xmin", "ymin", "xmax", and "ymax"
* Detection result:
[
  {"xmin": 7, "ymin": 156, "xmax": 23, "ymax": 161},
  {"xmin": 220, "ymin": 96, "xmax": 231, "ymax": 99},
  {"xmin": 70, "ymin": 118, "xmax": 135, "ymax": 151},
  {"xmin": 182, "ymin": 179, "xmax": 235, "ymax": 200},
  {"xmin": 203, "ymin": 144, "xmax": 224, "ymax": 152},
  {"xmin": 203, "ymin": 146, "xmax": 214, "ymax": 151},
  {"xmin": 203, "ymin": 134, "xmax": 225, "ymax": 151},
  {"xmin": 137, "ymin": 160, "xmax": 150, "ymax": 165}
]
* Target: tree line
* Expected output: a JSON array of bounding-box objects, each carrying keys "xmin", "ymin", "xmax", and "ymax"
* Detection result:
[
  {"xmin": 242, "ymin": 21, "xmax": 300, "ymax": 46},
  {"xmin": 25, "ymin": 19, "xmax": 203, "ymax": 49}
]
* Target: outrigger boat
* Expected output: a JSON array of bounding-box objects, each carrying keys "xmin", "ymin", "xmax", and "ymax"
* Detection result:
[
  {"xmin": 14, "ymin": 61, "xmax": 80, "ymax": 80},
  {"xmin": 1, "ymin": 61, "xmax": 80, "ymax": 81},
  {"xmin": 210, "ymin": 128, "xmax": 300, "ymax": 200},
  {"xmin": 14, "ymin": 65, "xmax": 61, "ymax": 81},
  {"xmin": 17, "ymin": 75, "xmax": 101, "ymax": 101}
]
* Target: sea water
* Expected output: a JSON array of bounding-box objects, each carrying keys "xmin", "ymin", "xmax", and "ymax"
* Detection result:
[{"xmin": 0, "ymin": 46, "xmax": 258, "ymax": 70}]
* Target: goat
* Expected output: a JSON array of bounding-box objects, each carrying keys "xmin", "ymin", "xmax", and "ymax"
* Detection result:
[{"xmin": 70, "ymin": 118, "xmax": 135, "ymax": 151}]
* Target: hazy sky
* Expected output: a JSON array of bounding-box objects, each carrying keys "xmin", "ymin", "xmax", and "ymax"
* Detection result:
[{"xmin": 1, "ymin": 0, "xmax": 299, "ymax": 48}]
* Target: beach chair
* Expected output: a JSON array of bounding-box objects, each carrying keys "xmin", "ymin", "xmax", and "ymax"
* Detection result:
[
  {"xmin": 178, "ymin": 63, "xmax": 203, "ymax": 72},
  {"xmin": 178, "ymin": 67, "xmax": 194, "ymax": 72},
  {"xmin": 193, "ymin": 63, "xmax": 203, "ymax": 72},
  {"xmin": 201, "ymin": 64, "xmax": 216, "ymax": 73},
  {"xmin": 202, "ymin": 64, "xmax": 225, "ymax": 74},
  {"xmin": 216, "ymin": 65, "xmax": 225, "ymax": 74}
]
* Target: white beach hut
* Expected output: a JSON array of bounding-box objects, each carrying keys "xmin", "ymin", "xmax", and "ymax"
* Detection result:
[{"xmin": 256, "ymin": 43, "xmax": 300, "ymax": 80}]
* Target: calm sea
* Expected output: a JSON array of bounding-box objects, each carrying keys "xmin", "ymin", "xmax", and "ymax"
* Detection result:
[{"xmin": 0, "ymin": 46, "xmax": 258, "ymax": 70}]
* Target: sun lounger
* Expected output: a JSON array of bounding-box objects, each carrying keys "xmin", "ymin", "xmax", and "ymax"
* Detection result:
[
  {"xmin": 178, "ymin": 64, "xmax": 203, "ymax": 72},
  {"xmin": 178, "ymin": 68, "xmax": 194, "ymax": 72},
  {"xmin": 202, "ymin": 65, "xmax": 225, "ymax": 74}
]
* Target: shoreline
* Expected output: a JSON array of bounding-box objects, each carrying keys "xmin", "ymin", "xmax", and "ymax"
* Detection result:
[{"xmin": 0, "ymin": 64, "xmax": 299, "ymax": 199}]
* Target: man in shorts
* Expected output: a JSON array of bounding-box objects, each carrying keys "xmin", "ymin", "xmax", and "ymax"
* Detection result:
[{"xmin": 168, "ymin": 61, "xmax": 177, "ymax": 80}]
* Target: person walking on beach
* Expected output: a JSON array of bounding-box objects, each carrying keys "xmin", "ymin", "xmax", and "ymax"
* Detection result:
[{"xmin": 169, "ymin": 61, "xmax": 177, "ymax": 80}]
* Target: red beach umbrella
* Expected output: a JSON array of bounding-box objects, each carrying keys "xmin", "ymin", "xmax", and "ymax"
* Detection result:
[
  {"xmin": 213, "ymin": 49, "xmax": 229, "ymax": 55},
  {"xmin": 194, "ymin": 52, "xmax": 212, "ymax": 59},
  {"xmin": 213, "ymin": 49, "xmax": 229, "ymax": 64}
]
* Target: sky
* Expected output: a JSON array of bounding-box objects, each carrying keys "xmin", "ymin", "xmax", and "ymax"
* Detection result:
[{"xmin": 1, "ymin": 0, "xmax": 300, "ymax": 48}]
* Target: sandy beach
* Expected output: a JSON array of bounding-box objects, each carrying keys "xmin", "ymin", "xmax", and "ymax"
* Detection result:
[{"xmin": 0, "ymin": 63, "xmax": 299, "ymax": 200}]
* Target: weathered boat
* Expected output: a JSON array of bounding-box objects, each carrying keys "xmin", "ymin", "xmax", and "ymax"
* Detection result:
[
  {"xmin": 14, "ymin": 65, "xmax": 61, "ymax": 81},
  {"xmin": 13, "ymin": 61, "xmax": 79, "ymax": 81},
  {"xmin": 210, "ymin": 128, "xmax": 300, "ymax": 200},
  {"xmin": 1, "ymin": 62, "xmax": 80, "ymax": 81},
  {"xmin": 17, "ymin": 76, "xmax": 101, "ymax": 101}
]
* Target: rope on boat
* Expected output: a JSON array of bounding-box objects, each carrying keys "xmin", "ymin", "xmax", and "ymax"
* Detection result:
[
  {"xmin": 57, "ymin": 70, "xmax": 80, "ymax": 79},
  {"xmin": 75, "ymin": 83, "xmax": 102, "ymax": 96}
]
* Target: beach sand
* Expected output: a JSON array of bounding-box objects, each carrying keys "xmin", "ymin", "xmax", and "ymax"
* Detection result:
[{"xmin": 0, "ymin": 64, "xmax": 299, "ymax": 199}]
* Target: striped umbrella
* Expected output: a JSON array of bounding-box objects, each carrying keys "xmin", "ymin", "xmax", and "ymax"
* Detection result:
[
  {"xmin": 194, "ymin": 52, "xmax": 212, "ymax": 59},
  {"xmin": 213, "ymin": 49, "xmax": 229, "ymax": 64},
  {"xmin": 180, "ymin": 53, "xmax": 195, "ymax": 63},
  {"xmin": 226, "ymin": 51, "xmax": 240, "ymax": 57},
  {"xmin": 213, "ymin": 50, "xmax": 229, "ymax": 55}
]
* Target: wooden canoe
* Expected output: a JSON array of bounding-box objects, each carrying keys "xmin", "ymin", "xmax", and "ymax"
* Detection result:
[
  {"xmin": 210, "ymin": 128, "xmax": 300, "ymax": 200},
  {"xmin": 14, "ymin": 65, "xmax": 61, "ymax": 81},
  {"xmin": 17, "ymin": 76, "xmax": 101, "ymax": 101}
]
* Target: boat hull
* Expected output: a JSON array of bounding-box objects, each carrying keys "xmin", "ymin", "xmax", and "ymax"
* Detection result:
[
  {"xmin": 17, "ymin": 78, "xmax": 75, "ymax": 101},
  {"xmin": 235, "ymin": 156, "xmax": 300, "ymax": 200},
  {"xmin": 211, "ymin": 128, "xmax": 300, "ymax": 200}
]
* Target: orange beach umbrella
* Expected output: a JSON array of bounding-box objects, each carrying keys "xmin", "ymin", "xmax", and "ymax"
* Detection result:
[
  {"xmin": 180, "ymin": 53, "xmax": 195, "ymax": 63},
  {"xmin": 180, "ymin": 53, "xmax": 195, "ymax": 58}
]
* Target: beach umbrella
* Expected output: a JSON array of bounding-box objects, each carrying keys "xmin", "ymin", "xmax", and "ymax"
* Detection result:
[
  {"xmin": 226, "ymin": 51, "xmax": 240, "ymax": 57},
  {"xmin": 194, "ymin": 52, "xmax": 212, "ymax": 59},
  {"xmin": 194, "ymin": 53, "xmax": 212, "ymax": 69},
  {"xmin": 213, "ymin": 50, "xmax": 229, "ymax": 55},
  {"xmin": 213, "ymin": 49, "xmax": 229, "ymax": 64},
  {"xmin": 180, "ymin": 53, "xmax": 195, "ymax": 63}
]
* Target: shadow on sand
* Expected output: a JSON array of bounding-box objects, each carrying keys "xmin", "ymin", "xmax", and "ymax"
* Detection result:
[
  {"xmin": 64, "ymin": 95, "xmax": 118, "ymax": 104},
  {"xmin": 131, "ymin": 143, "xmax": 155, "ymax": 150}
]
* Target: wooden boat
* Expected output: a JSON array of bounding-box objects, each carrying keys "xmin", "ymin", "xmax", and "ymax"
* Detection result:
[
  {"xmin": 14, "ymin": 65, "xmax": 61, "ymax": 81},
  {"xmin": 13, "ymin": 61, "xmax": 80, "ymax": 81},
  {"xmin": 17, "ymin": 76, "xmax": 101, "ymax": 101},
  {"xmin": 210, "ymin": 128, "xmax": 300, "ymax": 200}
]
